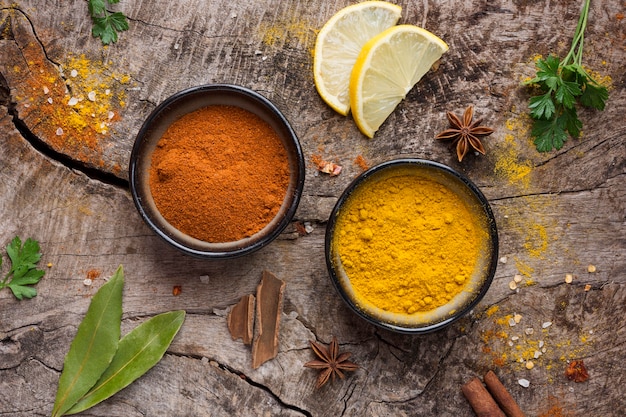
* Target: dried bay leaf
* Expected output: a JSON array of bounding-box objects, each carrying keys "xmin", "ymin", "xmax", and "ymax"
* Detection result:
[
  {"xmin": 66, "ymin": 310, "xmax": 186, "ymax": 415},
  {"xmin": 51, "ymin": 265, "xmax": 124, "ymax": 417}
]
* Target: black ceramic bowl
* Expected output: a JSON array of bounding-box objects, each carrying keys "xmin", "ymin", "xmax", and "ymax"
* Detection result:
[
  {"xmin": 325, "ymin": 159, "xmax": 498, "ymax": 334},
  {"xmin": 129, "ymin": 84, "xmax": 305, "ymax": 258}
]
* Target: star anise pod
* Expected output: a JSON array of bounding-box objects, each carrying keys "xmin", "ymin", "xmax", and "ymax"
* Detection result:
[
  {"xmin": 304, "ymin": 336, "xmax": 358, "ymax": 389},
  {"xmin": 435, "ymin": 106, "xmax": 494, "ymax": 162}
]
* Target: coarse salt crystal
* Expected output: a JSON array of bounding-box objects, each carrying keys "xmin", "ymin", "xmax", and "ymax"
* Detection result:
[
  {"xmin": 500, "ymin": 256, "xmax": 508, "ymax": 264},
  {"xmin": 541, "ymin": 347, "xmax": 547, "ymax": 353},
  {"xmin": 508, "ymin": 341, "xmax": 514, "ymax": 347},
  {"xmin": 508, "ymin": 318, "xmax": 516, "ymax": 327},
  {"xmin": 534, "ymin": 350, "xmax": 541, "ymax": 359},
  {"xmin": 518, "ymin": 378, "xmax": 530, "ymax": 388},
  {"xmin": 47, "ymin": 97, "xmax": 53, "ymax": 104},
  {"xmin": 304, "ymin": 222, "xmax": 314, "ymax": 234},
  {"xmin": 88, "ymin": 91, "xmax": 96, "ymax": 101},
  {"xmin": 71, "ymin": 69, "xmax": 78, "ymax": 77},
  {"xmin": 525, "ymin": 328, "xmax": 534, "ymax": 335},
  {"xmin": 108, "ymin": 111, "xmax": 115, "ymax": 120},
  {"xmin": 538, "ymin": 340, "xmax": 544, "ymax": 348},
  {"xmin": 105, "ymin": 89, "xmax": 111, "ymax": 95},
  {"xmin": 511, "ymin": 336, "xmax": 519, "ymax": 341},
  {"xmin": 542, "ymin": 321, "xmax": 552, "ymax": 329},
  {"xmin": 43, "ymin": 86, "xmax": 49, "ymax": 94},
  {"xmin": 68, "ymin": 97, "xmax": 79, "ymax": 106},
  {"xmin": 56, "ymin": 127, "xmax": 63, "ymax": 136},
  {"xmin": 83, "ymin": 278, "xmax": 93, "ymax": 286}
]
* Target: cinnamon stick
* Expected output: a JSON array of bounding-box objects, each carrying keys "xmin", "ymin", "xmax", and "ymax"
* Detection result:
[
  {"xmin": 251, "ymin": 271, "xmax": 285, "ymax": 369},
  {"xmin": 462, "ymin": 377, "xmax": 506, "ymax": 417},
  {"xmin": 227, "ymin": 294, "xmax": 255, "ymax": 345},
  {"xmin": 484, "ymin": 371, "xmax": 526, "ymax": 417}
]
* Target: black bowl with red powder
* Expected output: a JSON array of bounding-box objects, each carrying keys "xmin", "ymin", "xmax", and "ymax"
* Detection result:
[{"xmin": 129, "ymin": 84, "xmax": 305, "ymax": 258}]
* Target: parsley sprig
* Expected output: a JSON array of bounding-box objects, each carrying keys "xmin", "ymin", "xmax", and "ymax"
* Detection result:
[
  {"xmin": 524, "ymin": 0, "xmax": 608, "ymax": 152},
  {"xmin": 0, "ymin": 236, "xmax": 45, "ymax": 300},
  {"xmin": 88, "ymin": 0, "xmax": 129, "ymax": 45}
]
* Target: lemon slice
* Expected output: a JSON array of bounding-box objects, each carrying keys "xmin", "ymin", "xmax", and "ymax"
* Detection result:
[
  {"xmin": 350, "ymin": 25, "xmax": 448, "ymax": 138},
  {"xmin": 314, "ymin": 1, "xmax": 402, "ymax": 116}
]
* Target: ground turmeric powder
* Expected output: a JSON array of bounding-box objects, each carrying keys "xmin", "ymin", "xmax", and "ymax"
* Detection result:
[{"xmin": 331, "ymin": 167, "xmax": 490, "ymax": 325}]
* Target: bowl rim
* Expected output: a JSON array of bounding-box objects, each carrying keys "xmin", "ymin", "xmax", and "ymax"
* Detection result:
[
  {"xmin": 129, "ymin": 83, "xmax": 306, "ymax": 259},
  {"xmin": 325, "ymin": 158, "xmax": 499, "ymax": 334}
]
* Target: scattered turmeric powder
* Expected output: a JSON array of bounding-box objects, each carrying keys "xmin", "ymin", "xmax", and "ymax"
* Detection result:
[
  {"xmin": 4, "ymin": 8, "xmax": 130, "ymax": 171},
  {"xmin": 332, "ymin": 166, "xmax": 491, "ymax": 325}
]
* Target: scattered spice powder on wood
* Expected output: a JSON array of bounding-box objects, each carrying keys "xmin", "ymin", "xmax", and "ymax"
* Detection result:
[
  {"xmin": 149, "ymin": 105, "xmax": 290, "ymax": 242},
  {"xmin": 6, "ymin": 10, "xmax": 129, "ymax": 171},
  {"xmin": 354, "ymin": 154, "xmax": 369, "ymax": 171}
]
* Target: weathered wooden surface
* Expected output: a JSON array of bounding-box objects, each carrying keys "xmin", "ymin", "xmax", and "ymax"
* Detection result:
[{"xmin": 1, "ymin": 0, "xmax": 624, "ymax": 416}]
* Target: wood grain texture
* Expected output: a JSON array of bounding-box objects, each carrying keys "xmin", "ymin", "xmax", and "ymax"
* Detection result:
[{"xmin": 1, "ymin": 0, "xmax": 625, "ymax": 415}]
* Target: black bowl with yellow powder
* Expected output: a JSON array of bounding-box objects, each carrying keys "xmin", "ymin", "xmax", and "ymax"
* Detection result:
[
  {"xmin": 129, "ymin": 84, "xmax": 305, "ymax": 258},
  {"xmin": 325, "ymin": 159, "xmax": 498, "ymax": 334}
]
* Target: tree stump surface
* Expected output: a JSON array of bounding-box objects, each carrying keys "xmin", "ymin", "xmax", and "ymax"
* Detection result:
[{"xmin": 1, "ymin": 0, "xmax": 624, "ymax": 416}]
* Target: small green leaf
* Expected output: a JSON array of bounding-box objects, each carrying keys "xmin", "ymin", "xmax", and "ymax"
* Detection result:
[
  {"xmin": 88, "ymin": 0, "xmax": 106, "ymax": 16},
  {"xmin": 580, "ymin": 82, "xmax": 608, "ymax": 110},
  {"xmin": 51, "ymin": 266, "xmax": 125, "ymax": 417},
  {"xmin": 558, "ymin": 107, "xmax": 582, "ymax": 138},
  {"xmin": 555, "ymin": 80, "xmax": 582, "ymax": 109},
  {"xmin": 66, "ymin": 310, "xmax": 186, "ymax": 415},
  {"xmin": 108, "ymin": 12, "xmax": 129, "ymax": 31},
  {"xmin": 528, "ymin": 92, "xmax": 555, "ymax": 120},
  {"xmin": 0, "ymin": 237, "xmax": 45, "ymax": 300},
  {"xmin": 8, "ymin": 268, "xmax": 45, "ymax": 300},
  {"xmin": 532, "ymin": 117, "xmax": 568, "ymax": 152},
  {"xmin": 534, "ymin": 55, "xmax": 561, "ymax": 90}
]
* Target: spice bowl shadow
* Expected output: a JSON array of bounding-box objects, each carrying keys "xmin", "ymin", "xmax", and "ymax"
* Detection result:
[
  {"xmin": 325, "ymin": 159, "xmax": 498, "ymax": 334},
  {"xmin": 129, "ymin": 84, "xmax": 305, "ymax": 258}
]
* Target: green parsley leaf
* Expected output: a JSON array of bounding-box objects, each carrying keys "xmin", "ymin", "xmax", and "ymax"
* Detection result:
[
  {"xmin": 560, "ymin": 106, "xmax": 583, "ymax": 138},
  {"xmin": 529, "ymin": 92, "xmax": 556, "ymax": 120},
  {"xmin": 580, "ymin": 82, "xmax": 608, "ymax": 110},
  {"xmin": 88, "ymin": 0, "xmax": 106, "ymax": 16},
  {"xmin": 524, "ymin": 0, "xmax": 609, "ymax": 152},
  {"xmin": 532, "ymin": 118, "xmax": 568, "ymax": 152},
  {"xmin": 88, "ymin": 0, "xmax": 129, "ymax": 45},
  {"xmin": 0, "ymin": 236, "xmax": 45, "ymax": 300},
  {"xmin": 555, "ymin": 79, "xmax": 582, "ymax": 109},
  {"xmin": 533, "ymin": 55, "xmax": 561, "ymax": 90}
]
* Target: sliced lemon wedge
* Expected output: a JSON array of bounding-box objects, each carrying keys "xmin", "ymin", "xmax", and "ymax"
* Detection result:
[
  {"xmin": 313, "ymin": 1, "xmax": 402, "ymax": 116},
  {"xmin": 349, "ymin": 25, "xmax": 448, "ymax": 138}
]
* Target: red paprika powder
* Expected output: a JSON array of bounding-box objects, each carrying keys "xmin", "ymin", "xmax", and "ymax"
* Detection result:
[{"xmin": 148, "ymin": 105, "xmax": 290, "ymax": 243}]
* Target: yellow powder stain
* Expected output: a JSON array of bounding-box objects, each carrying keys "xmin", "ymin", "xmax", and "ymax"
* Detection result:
[
  {"xmin": 485, "ymin": 305, "xmax": 500, "ymax": 317},
  {"xmin": 261, "ymin": 17, "xmax": 313, "ymax": 48},
  {"xmin": 494, "ymin": 112, "xmax": 534, "ymax": 189},
  {"xmin": 514, "ymin": 257, "xmax": 535, "ymax": 278},
  {"xmin": 524, "ymin": 223, "xmax": 549, "ymax": 259}
]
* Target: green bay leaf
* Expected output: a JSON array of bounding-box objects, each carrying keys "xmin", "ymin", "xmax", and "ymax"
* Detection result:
[
  {"xmin": 51, "ymin": 265, "xmax": 124, "ymax": 417},
  {"xmin": 66, "ymin": 310, "xmax": 186, "ymax": 415}
]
